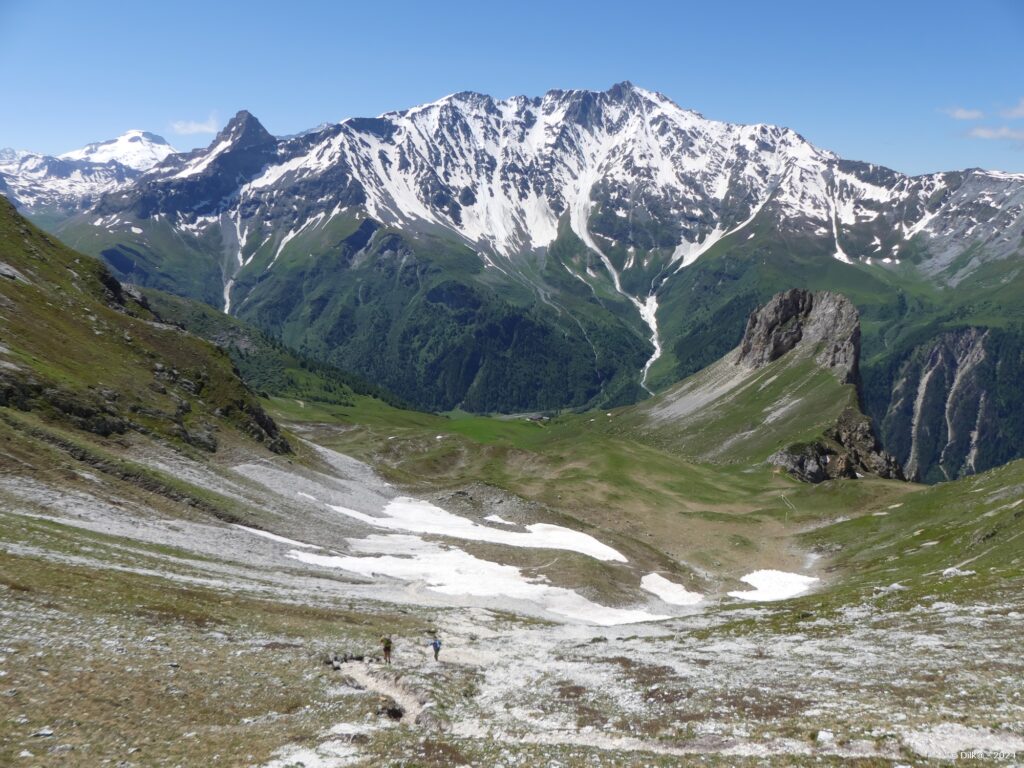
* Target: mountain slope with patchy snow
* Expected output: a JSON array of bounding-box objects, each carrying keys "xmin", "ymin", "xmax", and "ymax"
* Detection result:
[
  {"xmin": 0, "ymin": 131, "xmax": 176, "ymax": 217},
  {"xmin": 37, "ymin": 84, "xmax": 1024, "ymax": 479}
]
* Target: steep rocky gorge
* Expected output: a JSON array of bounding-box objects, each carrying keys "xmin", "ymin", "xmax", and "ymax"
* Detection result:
[{"xmin": 867, "ymin": 327, "xmax": 1024, "ymax": 483}]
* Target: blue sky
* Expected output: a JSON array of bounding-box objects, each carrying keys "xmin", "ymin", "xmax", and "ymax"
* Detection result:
[{"xmin": 2, "ymin": 0, "xmax": 1023, "ymax": 174}]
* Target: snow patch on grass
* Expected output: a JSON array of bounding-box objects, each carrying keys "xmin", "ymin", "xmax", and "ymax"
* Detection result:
[
  {"xmin": 640, "ymin": 573, "xmax": 703, "ymax": 605},
  {"xmin": 289, "ymin": 535, "xmax": 665, "ymax": 626},
  {"xmin": 231, "ymin": 524, "xmax": 322, "ymax": 550},
  {"xmin": 727, "ymin": 570, "xmax": 819, "ymax": 601},
  {"xmin": 484, "ymin": 514, "xmax": 516, "ymax": 526},
  {"xmin": 327, "ymin": 496, "xmax": 627, "ymax": 562}
]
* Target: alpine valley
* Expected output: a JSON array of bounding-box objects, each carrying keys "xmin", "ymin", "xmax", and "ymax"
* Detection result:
[
  {"xmin": 7, "ymin": 83, "xmax": 1023, "ymax": 482},
  {"xmin": 4, "ymin": 79, "xmax": 1024, "ymax": 763}
]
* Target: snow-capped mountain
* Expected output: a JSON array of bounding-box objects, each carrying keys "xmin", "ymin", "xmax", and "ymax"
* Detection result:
[
  {"xmin": 50, "ymin": 84, "xmax": 1024, "ymax": 481},
  {"xmin": 58, "ymin": 129, "xmax": 176, "ymax": 171},
  {"xmin": 0, "ymin": 148, "xmax": 31, "ymax": 165},
  {"xmin": 0, "ymin": 130, "xmax": 176, "ymax": 216},
  {"xmin": 93, "ymin": 83, "xmax": 1024, "ymax": 300},
  {"xmin": 78, "ymin": 83, "xmax": 1024, "ymax": 376}
]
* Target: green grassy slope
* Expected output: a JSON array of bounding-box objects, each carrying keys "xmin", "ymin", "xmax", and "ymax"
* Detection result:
[
  {"xmin": 57, "ymin": 213, "xmax": 226, "ymax": 307},
  {"xmin": 624, "ymin": 353, "xmax": 858, "ymax": 465},
  {"xmin": 58, "ymin": 210, "xmax": 653, "ymax": 414},
  {"xmin": 806, "ymin": 458, "xmax": 1024, "ymax": 598},
  {"xmin": 0, "ymin": 196, "xmax": 287, "ymax": 454},
  {"xmin": 262, "ymin": 372, "xmax": 896, "ymax": 587}
]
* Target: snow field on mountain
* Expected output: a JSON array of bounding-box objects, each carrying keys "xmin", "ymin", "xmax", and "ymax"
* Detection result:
[
  {"xmin": 58, "ymin": 129, "xmax": 176, "ymax": 171},
  {"xmin": 232, "ymin": 523, "xmax": 322, "ymax": 550},
  {"xmin": 640, "ymin": 572, "xmax": 703, "ymax": 605}
]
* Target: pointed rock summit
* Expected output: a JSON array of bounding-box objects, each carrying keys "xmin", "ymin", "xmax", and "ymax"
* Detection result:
[
  {"xmin": 215, "ymin": 110, "xmax": 276, "ymax": 151},
  {"xmin": 733, "ymin": 290, "xmax": 904, "ymax": 482}
]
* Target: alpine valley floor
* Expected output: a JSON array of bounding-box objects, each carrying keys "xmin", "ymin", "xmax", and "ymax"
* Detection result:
[{"xmin": 2, "ymin": 397, "xmax": 1024, "ymax": 767}]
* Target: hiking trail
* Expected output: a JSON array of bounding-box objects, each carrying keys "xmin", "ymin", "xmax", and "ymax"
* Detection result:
[{"xmin": 341, "ymin": 661, "xmax": 426, "ymax": 725}]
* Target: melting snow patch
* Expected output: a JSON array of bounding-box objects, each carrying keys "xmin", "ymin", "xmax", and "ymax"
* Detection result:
[
  {"xmin": 232, "ymin": 524, "xmax": 321, "ymax": 550},
  {"xmin": 727, "ymin": 570, "xmax": 819, "ymax": 601},
  {"xmin": 640, "ymin": 573, "xmax": 703, "ymax": 605},
  {"xmin": 876, "ymin": 582, "xmax": 908, "ymax": 594},
  {"xmin": 484, "ymin": 514, "xmax": 516, "ymax": 526},
  {"xmin": 289, "ymin": 536, "xmax": 665, "ymax": 625},
  {"xmin": 327, "ymin": 497, "xmax": 628, "ymax": 562}
]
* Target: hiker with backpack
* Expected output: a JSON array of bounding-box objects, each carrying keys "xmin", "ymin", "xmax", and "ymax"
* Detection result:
[
  {"xmin": 380, "ymin": 635, "xmax": 393, "ymax": 664},
  {"xmin": 430, "ymin": 636, "xmax": 442, "ymax": 662}
]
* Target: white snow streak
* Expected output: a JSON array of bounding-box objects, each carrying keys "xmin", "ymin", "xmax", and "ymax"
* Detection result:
[
  {"xmin": 327, "ymin": 497, "xmax": 627, "ymax": 562},
  {"xmin": 290, "ymin": 536, "xmax": 665, "ymax": 626}
]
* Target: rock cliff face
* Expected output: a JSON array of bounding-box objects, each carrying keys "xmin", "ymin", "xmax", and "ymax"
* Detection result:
[
  {"xmin": 869, "ymin": 327, "xmax": 1024, "ymax": 482},
  {"xmin": 736, "ymin": 289, "xmax": 860, "ymax": 384},
  {"xmin": 738, "ymin": 289, "xmax": 903, "ymax": 483}
]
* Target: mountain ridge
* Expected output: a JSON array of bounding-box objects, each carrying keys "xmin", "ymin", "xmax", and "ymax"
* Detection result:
[
  {"xmin": 0, "ymin": 130, "xmax": 176, "ymax": 220},
  {"xmin": 7, "ymin": 82, "xmax": 1024, "ymax": 481}
]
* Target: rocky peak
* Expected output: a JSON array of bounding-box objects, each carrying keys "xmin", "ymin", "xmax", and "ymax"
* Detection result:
[
  {"xmin": 736, "ymin": 289, "xmax": 860, "ymax": 384},
  {"xmin": 216, "ymin": 110, "xmax": 276, "ymax": 152}
]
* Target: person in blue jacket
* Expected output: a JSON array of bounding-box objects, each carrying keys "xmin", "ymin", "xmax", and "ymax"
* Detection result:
[{"xmin": 430, "ymin": 636, "xmax": 442, "ymax": 662}]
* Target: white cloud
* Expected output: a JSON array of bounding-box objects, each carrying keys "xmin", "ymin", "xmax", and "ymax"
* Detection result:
[
  {"xmin": 968, "ymin": 126, "xmax": 1024, "ymax": 142},
  {"xmin": 1002, "ymin": 98, "xmax": 1024, "ymax": 119},
  {"xmin": 945, "ymin": 107, "xmax": 984, "ymax": 120},
  {"xmin": 170, "ymin": 114, "xmax": 219, "ymax": 135}
]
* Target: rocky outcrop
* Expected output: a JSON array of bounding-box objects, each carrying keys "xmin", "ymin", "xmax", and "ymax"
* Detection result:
[
  {"xmin": 768, "ymin": 408, "xmax": 904, "ymax": 483},
  {"xmin": 0, "ymin": 372, "xmax": 129, "ymax": 437},
  {"xmin": 736, "ymin": 289, "xmax": 860, "ymax": 384},
  {"xmin": 829, "ymin": 408, "xmax": 905, "ymax": 479},
  {"xmin": 741, "ymin": 290, "xmax": 904, "ymax": 484}
]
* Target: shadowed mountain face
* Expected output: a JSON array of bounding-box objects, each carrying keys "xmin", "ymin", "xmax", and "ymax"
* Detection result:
[
  {"xmin": 867, "ymin": 327, "xmax": 1024, "ymax": 483},
  {"xmin": 9, "ymin": 82, "xmax": 1022, "ymax": 480}
]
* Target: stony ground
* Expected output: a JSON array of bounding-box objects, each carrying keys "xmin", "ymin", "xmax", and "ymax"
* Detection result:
[{"xmin": 4, "ymin": 570, "xmax": 1024, "ymax": 766}]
